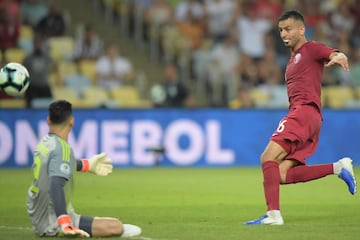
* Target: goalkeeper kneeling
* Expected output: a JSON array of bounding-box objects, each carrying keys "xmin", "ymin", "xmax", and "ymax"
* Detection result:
[{"xmin": 26, "ymin": 100, "xmax": 141, "ymax": 238}]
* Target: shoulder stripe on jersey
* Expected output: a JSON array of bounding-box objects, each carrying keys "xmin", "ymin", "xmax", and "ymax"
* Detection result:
[{"xmin": 59, "ymin": 138, "xmax": 71, "ymax": 162}]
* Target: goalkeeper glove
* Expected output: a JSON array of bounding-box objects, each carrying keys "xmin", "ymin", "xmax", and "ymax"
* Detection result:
[
  {"xmin": 81, "ymin": 152, "xmax": 113, "ymax": 176},
  {"xmin": 57, "ymin": 214, "xmax": 89, "ymax": 238}
]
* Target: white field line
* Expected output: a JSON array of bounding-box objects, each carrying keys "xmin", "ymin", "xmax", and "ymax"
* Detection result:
[
  {"xmin": 130, "ymin": 237, "xmax": 180, "ymax": 240},
  {"xmin": 0, "ymin": 225, "xmax": 32, "ymax": 231},
  {"xmin": 0, "ymin": 226, "xmax": 180, "ymax": 240}
]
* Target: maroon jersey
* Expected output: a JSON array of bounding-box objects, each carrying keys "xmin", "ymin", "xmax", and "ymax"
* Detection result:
[{"xmin": 285, "ymin": 41, "xmax": 336, "ymax": 111}]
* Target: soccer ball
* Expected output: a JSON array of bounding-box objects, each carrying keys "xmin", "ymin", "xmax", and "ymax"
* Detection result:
[{"xmin": 0, "ymin": 62, "xmax": 30, "ymax": 97}]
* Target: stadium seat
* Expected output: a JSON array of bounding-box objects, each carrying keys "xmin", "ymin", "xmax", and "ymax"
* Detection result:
[
  {"xmin": 58, "ymin": 60, "xmax": 77, "ymax": 79},
  {"xmin": 82, "ymin": 86, "xmax": 118, "ymax": 108},
  {"xmin": 109, "ymin": 86, "xmax": 151, "ymax": 108},
  {"xmin": 0, "ymin": 99, "xmax": 26, "ymax": 108},
  {"xmin": 64, "ymin": 74, "xmax": 91, "ymax": 97},
  {"xmin": 322, "ymin": 86, "xmax": 354, "ymax": 108},
  {"xmin": 19, "ymin": 25, "xmax": 34, "ymax": 40},
  {"xmin": 4, "ymin": 48, "xmax": 26, "ymax": 63},
  {"xmin": 78, "ymin": 60, "xmax": 97, "ymax": 85},
  {"xmin": 250, "ymin": 88, "xmax": 271, "ymax": 108},
  {"xmin": 48, "ymin": 36, "xmax": 75, "ymax": 61},
  {"xmin": 51, "ymin": 86, "xmax": 79, "ymax": 102},
  {"xmin": 51, "ymin": 86, "xmax": 100, "ymax": 108}
]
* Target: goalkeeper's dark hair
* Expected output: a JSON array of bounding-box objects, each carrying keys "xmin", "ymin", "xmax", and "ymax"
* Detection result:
[
  {"xmin": 278, "ymin": 10, "xmax": 305, "ymax": 24},
  {"xmin": 48, "ymin": 100, "xmax": 73, "ymax": 125}
]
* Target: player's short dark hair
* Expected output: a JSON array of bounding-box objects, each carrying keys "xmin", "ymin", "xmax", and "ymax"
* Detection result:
[
  {"xmin": 48, "ymin": 100, "xmax": 73, "ymax": 125},
  {"xmin": 278, "ymin": 10, "xmax": 305, "ymax": 24}
]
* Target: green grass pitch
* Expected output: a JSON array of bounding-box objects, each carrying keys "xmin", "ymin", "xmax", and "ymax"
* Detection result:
[{"xmin": 0, "ymin": 167, "xmax": 359, "ymax": 240}]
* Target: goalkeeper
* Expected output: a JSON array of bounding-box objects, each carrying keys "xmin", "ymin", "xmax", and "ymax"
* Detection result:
[{"xmin": 26, "ymin": 100, "xmax": 141, "ymax": 238}]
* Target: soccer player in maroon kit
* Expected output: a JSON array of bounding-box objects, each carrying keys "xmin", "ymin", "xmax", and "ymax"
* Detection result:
[{"xmin": 244, "ymin": 10, "xmax": 357, "ymax": 225}]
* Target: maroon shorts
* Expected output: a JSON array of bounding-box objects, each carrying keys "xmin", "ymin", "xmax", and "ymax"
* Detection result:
[{"xmin": 270, "ymin": 104, "xmax": 322, "ymax": 164}]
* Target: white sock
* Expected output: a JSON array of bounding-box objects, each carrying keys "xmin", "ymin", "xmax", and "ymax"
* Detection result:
[
  {"xmin": 333, "ymin": 162, "xmax": 342, "ymax": 175},
  {"xmin": 267, "ymin": 210, "xmax": 282, "ymax": 219},
  {"xmin": 121, "ymin": 224, "xmax": 142, "ymax": 238}
]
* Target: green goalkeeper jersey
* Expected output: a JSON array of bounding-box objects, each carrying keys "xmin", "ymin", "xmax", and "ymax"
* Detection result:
[{"xmin": 26, "ymin": 133, "xmax": 76, "ymax": 236}]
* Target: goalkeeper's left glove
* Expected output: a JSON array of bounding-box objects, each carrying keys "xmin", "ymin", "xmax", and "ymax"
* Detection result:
[
  {"xmin": 57, "ymin": 214, "xmax": 90, "ymax": 238},
  {"xmin": 81, "ymin": 152, "xmax": 113, "ymax": 176}
]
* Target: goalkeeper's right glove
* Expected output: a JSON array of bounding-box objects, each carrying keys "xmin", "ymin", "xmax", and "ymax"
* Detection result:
[
  {"xmin": 57, "ymin": 214, "xmax": 90, "ymax": 238},
  {"xmin": 81, "ymin": 152, "xmax": 113, "ymax": 176}
]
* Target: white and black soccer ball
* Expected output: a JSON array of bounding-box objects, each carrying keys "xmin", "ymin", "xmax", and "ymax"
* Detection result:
[{"xmin": 0, "ymin": 62, "xmax": 30, "ymax": 97}]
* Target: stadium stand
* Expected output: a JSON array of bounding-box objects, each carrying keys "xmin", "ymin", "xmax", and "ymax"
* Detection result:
[{"xmin": 4, "ymin": 0, "xmax": 358, "ymax": 109}]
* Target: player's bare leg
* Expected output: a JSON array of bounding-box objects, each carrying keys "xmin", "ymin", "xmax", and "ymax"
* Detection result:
[{"xmin": 91, "ymin": 217, "xmax": 141, "ymax": 238}]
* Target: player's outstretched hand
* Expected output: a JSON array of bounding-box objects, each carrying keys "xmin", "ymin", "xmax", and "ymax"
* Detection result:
[
  {"xmin": 325, "ymin": 52, "xmax": 349, "ymax": 71},
  {"xmin": 88, "ymin": 152, "xmax": 113, "ymax": 176},
  {"xmin": 58, "ymin": 215, "xmax": 90, "ymax": 238}
]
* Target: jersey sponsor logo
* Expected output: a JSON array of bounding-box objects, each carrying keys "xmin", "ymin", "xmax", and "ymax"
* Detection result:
[
  {"xmin": 60, "ymin": 163, "xmax": 70, "ymax": 175},
  {"xmin": 294, "ymin": 53, "xmax": 301, "ymax": 64}
]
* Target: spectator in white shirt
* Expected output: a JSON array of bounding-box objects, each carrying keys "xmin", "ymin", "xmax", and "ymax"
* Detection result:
[
  {"xmin": 95, "ymin": 44, "xmax": 134, "ymax": 90},
  {"xmin": 204, "ymin": 0, "xmax": 235, "ymax": 43},
  {"xmin": 174, "ymin": 0, "xmax": 204, "ymax": 23},
  {"xmin": 236, "ymin": 3, "xmax": 271, "ymax": 60}
]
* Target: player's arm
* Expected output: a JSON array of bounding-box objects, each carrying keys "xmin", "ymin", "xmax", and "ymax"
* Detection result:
[
  {"xmin": 77, "ymin": 152, "xmax": 113, "ymax": 176},
  {"xmin": 48, "ymin": 176, "xmax": 68, "ymax": 216},
  {"xmin": 325, "ymin": 51, "xmax": 349, "ymax": 71},
  {"xmin": 48, "ymin": 176, "xmax": 89, "ymax": 237}
]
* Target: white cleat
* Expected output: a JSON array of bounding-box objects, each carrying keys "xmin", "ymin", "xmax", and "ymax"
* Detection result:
[
  {"xmin": 338, "ymin": 157, "xmax": 357, "ymax": 195},
  {"xmin": 244, "ymin": 211, "xmax": 284, "ymax": 225}
]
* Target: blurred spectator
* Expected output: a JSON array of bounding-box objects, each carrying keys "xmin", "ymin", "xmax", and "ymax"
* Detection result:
[
  {"xmin": 144, "ymin": 0, "xmax": 173, "ymax": 31},
  {"xmin": 330, "ymin": 2, "xmax": 355, "ymax": 36},
  {"xmin": 207, "ymin": 30, "xmax": 241, "ymax": 106},
  {"xmin": 174, "ymin": 0, "xmax": 204, "ymax": 23},
  {"xmin": 257, "ymin": 49, "xmax": 282, "ymax": 86},
  {"xmin": 144, "ymin": 0, "xmax": 173, "ymax": 39},
  {"xmin": 349, "ymin": 23, "xmax": 360, "ymax": 49},
  {"xmin": 265, "ymin": 17, "xmax": 289, "ymax": 73},
  {"xmin": 254, "ymin": 0, "xmax": 283, "ymax": 19},
  {"xmin": 21, "ymin": 0, "xmax": 48, "ymax": 27},
  {"xmin": 257, "ymin": 49, "xmax": 288, "ymax": 108},
  {"xmin": 95, "ymin": 44, "xmax": 134, "ymax": 90},
  {"xmin": 0, "ymin": 6, "xmax": 20, "ymax": 52},
  {"xmin": 331, "ymin": 32, "xmax": 352, "ymax": 86},
  {"xmin": 72, "ymin": 24, "xmax": 104, "ymax": 62},
  {"xmin": 23, "ymin": 36, "xmax": 57, "ymax": 108},
  {"xmin": 36, "ymin": 3, "xmax": 66, "ymax": 38},
  {"xmin": 204, "ymin": 0, "xmax": 235, "ymax": 43},
  {"xmin": 176, "ymin": 9, "xmax": 205, "ymax": 52},
  {"xmin": 311, "ymin": 23, "xmax": 331, "ymax": 46},
  {"xmin": 236, "ymin": 2, "xmax": 271, "ymax": 61},
  {"xmin": 303, "ymin": 0, "xmax": 327, "ymax": 39},
  {"xmin": 0, "ymin": 0, "xmax": 21, "ymax": 23},
  {"xmin": 128, "ymin": 0, "xmax": 154, "ymax": 41},
  {"xmin": 228, "ymin": 86, "xmax": 255, "ymax": 109},
  {"xmin": 0, "ymin": 53, "xmax": 11, "ymax": 99},
  {"xmin": 234, "ymin": 53, "xmax": 260, "ymax": 87},
  {"xmin": 350, "ymin": 48, "xmax": 360, "ymax": 87},
  {"xmin": 322, "ymin": 67, "xmax": 337, "ymax": 87},
  {"xmin": 152, "ymin": 63, "xmax": 190, "ymax": 108},
  {"xmin": 144, "ymin": 0, "xmax": 173, "ymax": 58}
]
